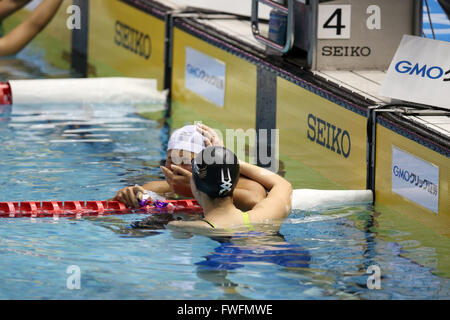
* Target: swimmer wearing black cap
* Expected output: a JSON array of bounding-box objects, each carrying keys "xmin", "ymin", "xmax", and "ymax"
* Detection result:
[
  {"xmin": 111, "ymin": 124, "xmax": 266, "ymax": 211},
  {"xmin": 167, "ymin": 124, "xmax": 292, "ymax": 232}
]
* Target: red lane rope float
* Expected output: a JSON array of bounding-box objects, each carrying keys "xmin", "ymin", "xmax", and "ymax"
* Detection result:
[
  {"xmin": 0, "ymin": 200, "xmax": 203, "ymax": 218},
  {"xmin": 0, "ymin": 82, "xmax": 12, "ymax": 105}
]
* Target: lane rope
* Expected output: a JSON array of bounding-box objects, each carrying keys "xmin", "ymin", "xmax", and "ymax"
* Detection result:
[
  {"xmin": 0, "ymin": 82, "xmax": 12, "ymax": 105},
  {"xmin": 0, "ymin": 199, "xmax": 203, "ymax": 218}
]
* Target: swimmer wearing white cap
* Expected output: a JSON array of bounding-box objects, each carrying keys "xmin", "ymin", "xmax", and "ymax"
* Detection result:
[
  {"xmin": 111, "ymin": 124, "xmax": 266, "ymax": 210},
  {"xmin": 167, "ymin": 124, "xmax": 292, "ymax": 233}
]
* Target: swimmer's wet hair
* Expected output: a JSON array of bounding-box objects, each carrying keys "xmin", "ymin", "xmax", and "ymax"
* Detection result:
[{"xmin": 192, "ymin": 146, "xmax": 240, "ymax": 198}]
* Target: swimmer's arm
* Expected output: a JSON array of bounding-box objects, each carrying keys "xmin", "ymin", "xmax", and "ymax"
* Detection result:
[
  {"xmin": 0, "ymin": 0, "xmax": 31, "ymax": 20},
  {"xmin": 232, "ymin": 177, "xmax": 266, "ymax": 211},
  {"xmin": 141, "ymin": 180, "xmax": 172, "ymax": 194},
  {"xmin": 0, "ymin": 0, "xmax": 63, "ymax": 56},
  {"xmin": 240, "ymin": 162, "xmax": 292, "ymax": 222}
]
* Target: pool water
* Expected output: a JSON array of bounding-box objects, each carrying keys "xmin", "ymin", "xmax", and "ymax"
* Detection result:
[
  {"xmin": 0, "ymin": 47, "xmax": 72, "ymax": 81},
  {"xmin": 1, "ymin": 6, "xmax": 449, "ymax": 299},
  {"xmin": 0, "ymin": 103, "xmax": 167, "ymax": 201},
  {"xmin": 0, "ymin": 102, "xmax": 449, "ymax": 300}
]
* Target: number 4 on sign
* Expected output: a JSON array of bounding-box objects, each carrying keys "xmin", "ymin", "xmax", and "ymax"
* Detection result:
[
  {"xmin": 324, "ymin": 9, "xmax": 345, "ymax": 35},
  {"xmin": 318, "ymin": 5, "xmax": 351, "ymax": 39}
]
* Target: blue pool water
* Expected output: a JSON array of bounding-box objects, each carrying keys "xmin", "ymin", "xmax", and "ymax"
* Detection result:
[
  {"xmin": 0, "ymin": 3, "xmax": 449, "ymax": 300},
  {"xmin": 0, "ymin": 103, "xmax": 449, "ymax": 300}
]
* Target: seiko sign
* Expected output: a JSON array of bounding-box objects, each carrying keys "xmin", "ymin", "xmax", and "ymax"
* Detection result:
[
  {"xmin": 322, "ymin": 46, "xmax": 371, "ymax": 57},
  {"xmin": 307, "ymin": 114, "xmax": 351, "ymax": 158},
  {"xmin": 114, "ymin": 20, "xmax": 151, "ymax": 60}
]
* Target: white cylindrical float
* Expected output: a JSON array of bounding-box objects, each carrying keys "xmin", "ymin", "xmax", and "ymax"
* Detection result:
[
  {"xmin": 291, "ymin": 189, "xmax": 373, "ymax": 211},
  {"xmin": 9, "ymin": 77, "xmax": 167, "ymax": 104}
]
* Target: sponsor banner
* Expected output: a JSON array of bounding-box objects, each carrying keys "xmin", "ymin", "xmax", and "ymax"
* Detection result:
[
  {"xmin": 380, "ymin": 35, "xmax": 450, "ymax": 109},
  {"xmin": 277, "ymin": 78, "xmax": 367, "ymax": 190},
  {"xmin": 306, "ymin": 113, "xmax": 352, "ymax": 159},
  {"xmin": 88, "ymin": 0, "xmax": 165, "ymax": 90},
  {"xmin": 171, "ymin": 28, "xmax": 257, "ymax": 135},
  {"xmin": 391, "ymin": 146, "xmax": 439, "ymax": 213},
  {"xmin": 185, "ymin": 47, "xmax": 226, "ymax": 107},
  {"xmin": 114, "ymin": 20, "xmax": 152, "ymax": 60},
  {"xmin": 315, "ymin": 1, "xmax": 417, "ymax": 70}
]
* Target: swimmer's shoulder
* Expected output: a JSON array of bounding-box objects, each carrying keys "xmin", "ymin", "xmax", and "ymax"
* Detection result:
[{"xmin": 167, "ymin": 220, "xmax": 218, "ymax": 235}]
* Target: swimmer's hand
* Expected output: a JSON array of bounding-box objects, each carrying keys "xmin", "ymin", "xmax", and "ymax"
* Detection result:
[
  {"xmin": 161, "ymin": 165, "xmax": 193, "ymax": 197},
  {"xmin": 110, "ymin": 185, "xmax": 147, "ymax": 209},
  {"xmin": 196, "ymin": 124, "xmax": 224, "ymax": 147}
]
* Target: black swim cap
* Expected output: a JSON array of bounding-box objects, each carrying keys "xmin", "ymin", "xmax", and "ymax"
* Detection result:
[{"xmin": 192, "ymin": 146, "xmax": 240, "ymax": 198}]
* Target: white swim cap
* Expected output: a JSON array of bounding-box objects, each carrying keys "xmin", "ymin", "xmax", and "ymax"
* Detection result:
[{"xmin": 167, "ymin": 125, "xmax": 206, "ymax": 154}]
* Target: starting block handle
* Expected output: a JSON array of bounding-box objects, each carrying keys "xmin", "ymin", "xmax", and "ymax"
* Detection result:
[{"xmin": 251, "ymin": 0, "xmax": 295, "ymax": 53}]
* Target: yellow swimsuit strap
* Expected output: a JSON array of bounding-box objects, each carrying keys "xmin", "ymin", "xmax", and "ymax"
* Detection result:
[
  {"xmin": 201, "ymin": 219, "xmax": 216, "ymax": 229},
  {"xmin": 241, "ymin": 212, "xmax": 254, "ymax": 231},
  {"xmin": 202, "ymin": 212, "xmax": 254, "ymax": 231}
]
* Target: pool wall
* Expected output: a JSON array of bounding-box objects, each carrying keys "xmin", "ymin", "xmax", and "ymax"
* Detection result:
[{"xmin": 5, "ymin": 0, "xmax": 450, "ymax": 274}]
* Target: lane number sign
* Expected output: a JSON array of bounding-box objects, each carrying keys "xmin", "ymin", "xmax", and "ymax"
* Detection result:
[{"xmin": 318, "ymin": 5, "xmax": 351, "ymax": 39}]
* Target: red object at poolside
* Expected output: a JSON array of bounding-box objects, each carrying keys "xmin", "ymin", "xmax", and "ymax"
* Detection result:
[
  {"xmin": 0, "ymin": 200, "xmax": 203, "ymax": 218},
  {"xmin": 0, "ymin": 82, "xmax": 12, "ymax": 105}
]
